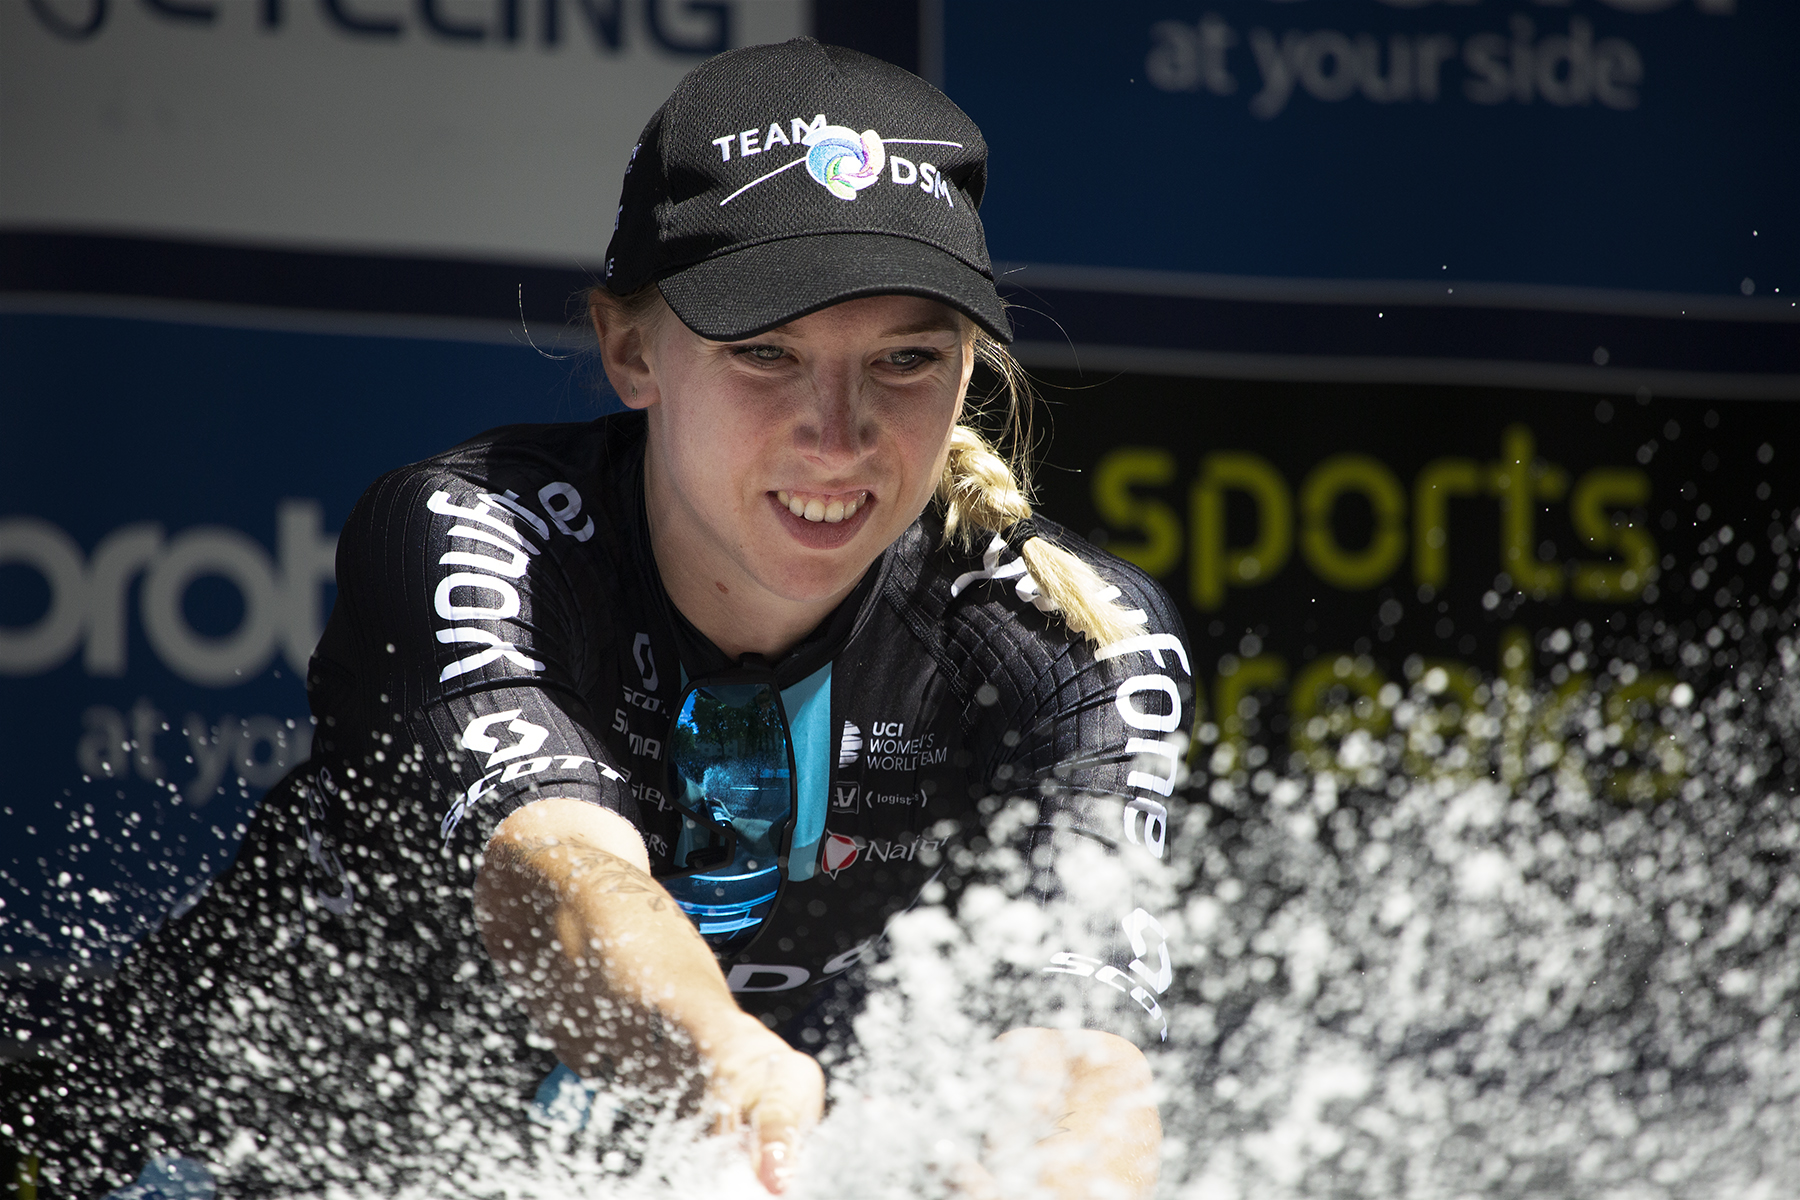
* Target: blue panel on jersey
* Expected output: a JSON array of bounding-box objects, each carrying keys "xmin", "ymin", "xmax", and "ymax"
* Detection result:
[{"xmin": 782, "ymin": 662, "xmax": 831, "ymax": 882}]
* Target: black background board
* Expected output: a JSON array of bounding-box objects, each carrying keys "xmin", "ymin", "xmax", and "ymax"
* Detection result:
[{"xmin": 1021, "ymin": 368, "xmax": 1800, "ymax": 793}]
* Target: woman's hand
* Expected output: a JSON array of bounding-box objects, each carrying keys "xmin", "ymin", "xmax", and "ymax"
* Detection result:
[
  {"xmin": 984, "ymin": 1028, "xmax": 1161, "ymax": 1200},
  {"xmin": 697, "ymin": 1013, "xmax": 826, "ymax": 1194}
]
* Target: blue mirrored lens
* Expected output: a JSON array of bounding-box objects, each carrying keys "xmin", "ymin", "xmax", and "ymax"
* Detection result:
[{"xmin": 663, "ymin": 681, "xmax": 793, "ymax": 947}]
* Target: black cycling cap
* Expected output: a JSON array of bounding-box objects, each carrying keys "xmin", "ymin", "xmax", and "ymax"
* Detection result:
[{"xmin": 602, "ymin": 37, "xmax": 1012, "ymax": 344}]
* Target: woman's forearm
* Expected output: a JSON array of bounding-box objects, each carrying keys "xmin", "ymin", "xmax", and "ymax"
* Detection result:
[
  {"xmin": 473, "ymin": 798, "xmax": 821, "ymax": 1193},
  {"xmin": 473, "ymin": 798, "xmax": 748, "ymax": 1082}
]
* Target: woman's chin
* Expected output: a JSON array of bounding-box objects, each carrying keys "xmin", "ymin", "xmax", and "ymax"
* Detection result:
[
  {"xmin": 751, "ymin": 538, "xmax": 882, "ymax": 607},
  {"xmin": 759, "ymin": 560, "xmax": 873, "ymax": 607}
]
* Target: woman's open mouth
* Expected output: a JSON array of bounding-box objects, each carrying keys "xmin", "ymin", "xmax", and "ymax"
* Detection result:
[
  {"xmin": 776, "ymin": 489, "xmax": 870, "ymax": 524},
  {"xmin": 770, "ymin": 489, "xmax": 874, "ymax": 547}
]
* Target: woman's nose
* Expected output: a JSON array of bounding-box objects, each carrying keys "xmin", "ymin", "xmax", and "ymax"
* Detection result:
[{"xmin": 799, "ymin": 368, "xmax": 867, "ymax": 465}]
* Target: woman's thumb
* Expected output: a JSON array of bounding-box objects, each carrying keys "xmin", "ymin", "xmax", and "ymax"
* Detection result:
[
  {"xmin": 750, "ymin": 1088, "xmax": 806, "ymax": 1193},
  {"xmin": 756, "ymin": 1135, "xmax": 795, "ymax": 1194}
]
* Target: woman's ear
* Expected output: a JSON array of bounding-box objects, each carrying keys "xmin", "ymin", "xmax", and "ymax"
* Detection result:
[{"xmin": 590, "ymin": 291, "xmax": 657, "ymax": 411}]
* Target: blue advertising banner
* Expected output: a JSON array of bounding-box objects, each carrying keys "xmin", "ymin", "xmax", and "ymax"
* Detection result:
[
  {"xmin": 949, "ymin": 0, "xmax": 1790, "ymax": 294},
  {"xmin": 0, "ymin": 307, "xmax": 616, "ymax": 1000},
  {"xmin": 944, "ymin": 0, "xmax": 1799, "ymax": 392}
]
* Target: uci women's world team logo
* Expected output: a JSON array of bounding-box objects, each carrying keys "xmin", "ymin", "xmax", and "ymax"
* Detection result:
[{"xmin": 712, "ymin": 114, "xmax": 963, "ymax": 207}]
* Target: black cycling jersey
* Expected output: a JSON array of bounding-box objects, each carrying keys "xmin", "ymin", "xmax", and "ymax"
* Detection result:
[{"xmin": 15, "ymin": 411, "xmax": 1190, "ymax": 1197}]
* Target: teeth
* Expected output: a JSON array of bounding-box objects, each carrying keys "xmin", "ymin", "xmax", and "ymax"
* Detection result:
[{"xmin": 777, "ymin": 491, "xmax": 867, "ymax": 524}]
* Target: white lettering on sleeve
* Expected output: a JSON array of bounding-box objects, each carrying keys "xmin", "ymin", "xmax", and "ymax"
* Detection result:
[
  {"xmin": 483, "ymin": 492, "xmax": 551, "ymax": 541},
  {"xmin": 1122, "ymin": 797, "xmax": 1168, "ymax": 858},
  {"xmin": 537, "ymin": 482, "xmax": 595, "ymax": 542},
  {"xmin": 441, "ymin": 525, "xmax": 531, "ymax": 577},
  {"xmin": 427, "ymin": 491, "xmax": 540, "ymax": 549},
  {"xmin": 434, "ymin": 573, "xmax": 520, "ymax": 621},
  {"xmin": 499, "ymin": 756, "xmax": 554, "ymax": 782},
  {"xmin": 1125, "ymin": 737, "xmax": 1181, "ymax": 797},
  {"xmin": 1123, "ymin": 908, "xmax": 1172, "ymax": 993},
  {"xmin": 1092, "ymin": 965, "xmax": 1131, "ymax": 993},
  {"xmin": 1044, "ymin": 951, "xmax": 1102, "ymax": 977},
  {"xmin": 436, "ymin": 628, "xmax": 545, "ymax": 681},
  {"xmin": 1095, "ymin": 632, "xmax": 1191, "ymax": 676},
  {"xmin": 1115, "ymin": 674, "xmax": 1182, "ymax": 732},
  {"xmin": 1131, "ymin": 986, "xmax": 1169, "ymax": 1040}
]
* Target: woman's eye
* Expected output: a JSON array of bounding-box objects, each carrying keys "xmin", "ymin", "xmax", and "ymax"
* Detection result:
[
  {"xmin": 734, "ymin": 345, "xmax": 787, "ymax": 363},
  {"xmin": 884, "ymin": 348, "xmax": 940, "ymax": 370}
]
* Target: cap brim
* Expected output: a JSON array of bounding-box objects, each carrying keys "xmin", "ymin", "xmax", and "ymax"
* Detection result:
[{"xmin": 656, "ymin": 233, "xmax": 1012, "ymax": 344}]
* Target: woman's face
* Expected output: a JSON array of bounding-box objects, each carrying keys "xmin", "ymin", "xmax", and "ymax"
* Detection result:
[{"xmin": 616, "ymin": 293, "xmax": 974, "ymax": 642}]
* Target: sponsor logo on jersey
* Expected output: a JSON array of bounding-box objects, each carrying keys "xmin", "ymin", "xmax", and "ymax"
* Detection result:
[
  {"xmin": 620, "ymin": 686, "xmax": 662, "ymax": 713},
  {"xmin": 613, "ymin": 685, "xmax": 665, "ymax": 763},
  {"xmin": 1042, "ymin": 907, "xmax": 1173, "ymax": 1042},
  {"xmin": 830, "ymin": 783, "xmax": 860, "ymax": 814},
  {"xmin": 855, "ymin": 720, "xmax": 946, "ymax": 773},
  {"xmin": 819, "ymin": 831, "xmax": 943, "ymax": 878},
  {"xmin": 867, "ymin": 834, "xmax": 942, "ymax": 863},
  {"xmin": 821, "ymin": 831, "xmax": 860, "ymax": 878},
  {"xmin": 838, "ymin": 720, "xmax": 862, "ymax": 767},
  {"xmin": 461, "ymin": 709, "xmax": 549, "ymax": 768},
  {"xmin": 632, "ymin": 631, "xmax": 659, "ymax": 691},
  {"xmin": 442, "ymin": 706, "xmax": 623, "ymax": 841},
  {"xmin": 726, "ymin": 963, "xmax": 810, "ymax": 993},
  {"xmin": 722, "ymin": 939, "xmax": 878, "ymax": 993},
  {"xmin": 866, "ymin": 788, "xmax": 926, "ymax": 810}
]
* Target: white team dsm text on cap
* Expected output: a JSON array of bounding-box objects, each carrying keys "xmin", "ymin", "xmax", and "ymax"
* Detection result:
[{"xmin": 602, "ymin": 37, "xmax": 1011, "ymax": 343}]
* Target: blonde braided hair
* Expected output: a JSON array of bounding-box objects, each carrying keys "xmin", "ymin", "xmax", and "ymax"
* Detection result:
[{"xmin": 941, "ymin": 334, "xmax": 1145, "ymax": 649}]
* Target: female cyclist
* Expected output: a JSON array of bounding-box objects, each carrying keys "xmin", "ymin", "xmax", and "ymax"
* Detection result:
[{"xmin": 14, "ymin": 38, "xmax": 1189, "ymax": 1200}]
